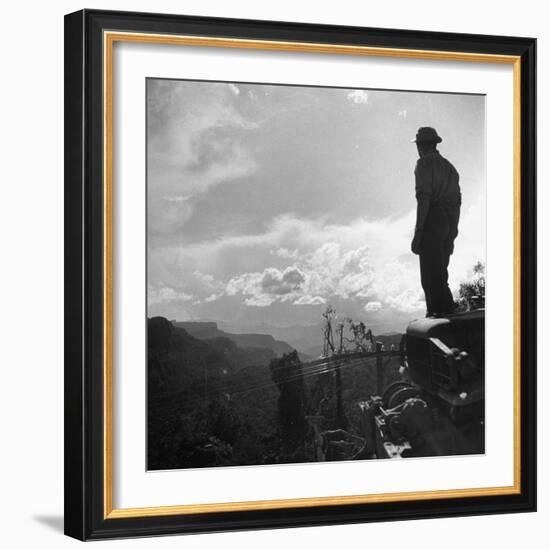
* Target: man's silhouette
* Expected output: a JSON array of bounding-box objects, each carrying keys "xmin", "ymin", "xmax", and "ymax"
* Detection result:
[{"xmin": 411, "ymin": 127, "xmax": 461, "ymax": 317}]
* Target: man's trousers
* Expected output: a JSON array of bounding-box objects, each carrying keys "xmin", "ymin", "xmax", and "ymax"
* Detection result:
[{"xmin": 419, "ymin": 234, "xmax": 455, "ymax": 316}]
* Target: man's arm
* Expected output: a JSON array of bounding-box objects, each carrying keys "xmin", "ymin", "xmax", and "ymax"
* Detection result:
[
  {"xmin": 411, "ymin": 159, "xmax": 432, "ymax": 254},
  {"xmin": 415, "ymin": 199, "xmax": 431, "ymax": 233},
  {"xmin": 445, "ymin": 201, "xmax": 461, "ymax": 255}
]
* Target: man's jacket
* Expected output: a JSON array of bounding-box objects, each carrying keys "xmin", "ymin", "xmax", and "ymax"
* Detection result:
[{"xmin": 415, "ymin": 150, "xmax": 461, "ymax": 248}]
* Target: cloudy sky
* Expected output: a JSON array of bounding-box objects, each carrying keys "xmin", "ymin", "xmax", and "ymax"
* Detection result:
[{"xmin": 147, "ymin": 78, "xmax": 485, "ymax": 332}]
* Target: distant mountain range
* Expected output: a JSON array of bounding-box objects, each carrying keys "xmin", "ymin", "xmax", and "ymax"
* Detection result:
[
  {"xmin": 172, "ymin": 321, "xmax": 312, "ymax": 362},
  {"xmin": 149, "ymin": 317, "xmax": 281, "ymax": 397},
  {"xmin": 170, "ymin": 320, "xmax": 404, "ymax": 360},
  {"xmin": 215, "ymin": 320, "xmax": 409, "ymax": 357},
  {"xmin": 374, "ymin": 332, "xmax": 404, "ymax": 350}
]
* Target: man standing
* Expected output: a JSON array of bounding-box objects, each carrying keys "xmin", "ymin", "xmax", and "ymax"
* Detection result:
[{"xmin": 411, "ymin": 127, "xmax": 461, "ymax": 317}]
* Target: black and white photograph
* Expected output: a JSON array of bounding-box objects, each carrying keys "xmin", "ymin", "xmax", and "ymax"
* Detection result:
[
  {"xmin": 146, "ymin": 78, "xmax": 486, "ymax": 470},
  {"xmin": 0, "ymin": 0, "xmax": 543, "ymax": 545}
]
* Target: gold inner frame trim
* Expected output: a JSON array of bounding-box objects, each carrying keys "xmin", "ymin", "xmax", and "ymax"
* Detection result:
[{"xmin": 103, "ymin": 30, "xmax": 522, "ymax": 520}]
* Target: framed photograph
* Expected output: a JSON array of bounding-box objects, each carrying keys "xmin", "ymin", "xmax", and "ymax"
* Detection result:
[{"xmin": 64, "ymin": 9, "xmax": 536, "ymax": 540}]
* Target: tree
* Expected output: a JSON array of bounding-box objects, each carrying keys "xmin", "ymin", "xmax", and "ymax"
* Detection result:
[
  {"xmin": 270, "ymin": 351, "xmax": 307, "ymax": 455},
  {"xmin": 457, "ymin": 261, "xmax": 485, "ymax": 311},
  {"xmin": 345, "ymin": 319, "xmax": 376, "ymax": 352}
]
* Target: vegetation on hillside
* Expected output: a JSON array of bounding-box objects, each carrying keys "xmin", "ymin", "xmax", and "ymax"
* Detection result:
[
  {"xmin": 457, "ymin": 261, "xmax": 485, "ymax": 311},
  {"xmin": 147, "ymin": 316, "xmax": 401, "ymax": 470}
]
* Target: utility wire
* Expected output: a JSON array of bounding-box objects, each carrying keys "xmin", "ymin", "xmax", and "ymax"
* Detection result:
[{"xmin": 229, "ymin": 351, "xmax": 399, "ymax": 396}]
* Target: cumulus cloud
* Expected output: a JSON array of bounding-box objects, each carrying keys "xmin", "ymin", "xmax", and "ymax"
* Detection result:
[
  {"xmin": 364, "ymin": 301, "xmax": 382, "ymax": 312},
  {"xmin": 385, "ymin": 289, "xmax": 425, "ymax": 313},
  {"xmin": 226, "ymin": 266, "xmax": 307, "ymax": 306},
  {"xmin": 165, "ymin": 211, "xmax": 412, "ymax": 268},
  {"xmin": 219, "ymin": 225, "xmax": 423, "ymax": 314},
  {"xmin": 293, "ymin": 295, "xmax": 327, "ymax": 306},
  {"xmin": 347, "ymin": 90, "xmax": 369, "ymax": 105},
  {"xmin": 262, "ymin": 266, "xmax": 306, "ymax": 294},
  {"xmin": 149, "ymin": 199, "xmax": 485, "ymax": 320},
  {"xmin": 151, "ymin": 209, "xmax": 428, "ymax": 312},
  {"xmin": 148, "ymin": 285, "xmax": 193, "ymax": 306},
  {"xmin": 272, "ymin": 247, "xmax": 299, "ymax": 260},
  {"xmin": 147, "ymin": 269, "xmax": 225, "ymax": 313}
]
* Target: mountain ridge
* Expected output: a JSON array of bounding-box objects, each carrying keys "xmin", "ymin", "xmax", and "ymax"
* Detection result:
[{"xmin": 172, "ymin": 320, "xmax": 302, "ymax": 359}]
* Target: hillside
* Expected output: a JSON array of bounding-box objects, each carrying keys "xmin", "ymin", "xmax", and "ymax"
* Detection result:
[
  {"xmin": 148, "ymin": 317, "xmax": 404, "ymax": 471},
  {"xmin": 148, "ymin": 316, "xmax": 232, "ymax": 397},
  {"xmin": 148, "ymin": 317, "xmax": 279, "ymax": 396},
  {"xmin": 173, "ymin": 320, "xmax": 298, "ymax": 358},
  {"xmin": 216, "ymin": 320, "xmax": 406, "ymax": 358},
  {"xmin": 148, "ymin": 317, "xmax": 279, "ymax": 470}
]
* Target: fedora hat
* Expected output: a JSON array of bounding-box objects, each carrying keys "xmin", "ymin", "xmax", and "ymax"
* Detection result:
[{"xmin": 411, "ymin": 126, "xmax": 442, "ymax": 144}]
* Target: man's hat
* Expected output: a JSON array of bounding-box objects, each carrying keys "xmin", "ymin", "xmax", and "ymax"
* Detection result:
[{"xmin": 411, "ymin": 126, "xmax": 442, "ymax": 144}]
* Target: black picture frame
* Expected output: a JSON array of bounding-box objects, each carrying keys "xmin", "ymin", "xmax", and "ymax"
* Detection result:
[{"xmin": 64, "ymin": 8, "xmax": 536, "ymax": 541}]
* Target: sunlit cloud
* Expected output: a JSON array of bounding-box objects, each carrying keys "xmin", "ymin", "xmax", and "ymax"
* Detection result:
[
  {"xmin": 150, "ymin": 198, "xmax": 484, "ymax": 320},
  {"xmin": 148, "ymin": 285, "xmax": 193, "ymax": 306}
]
